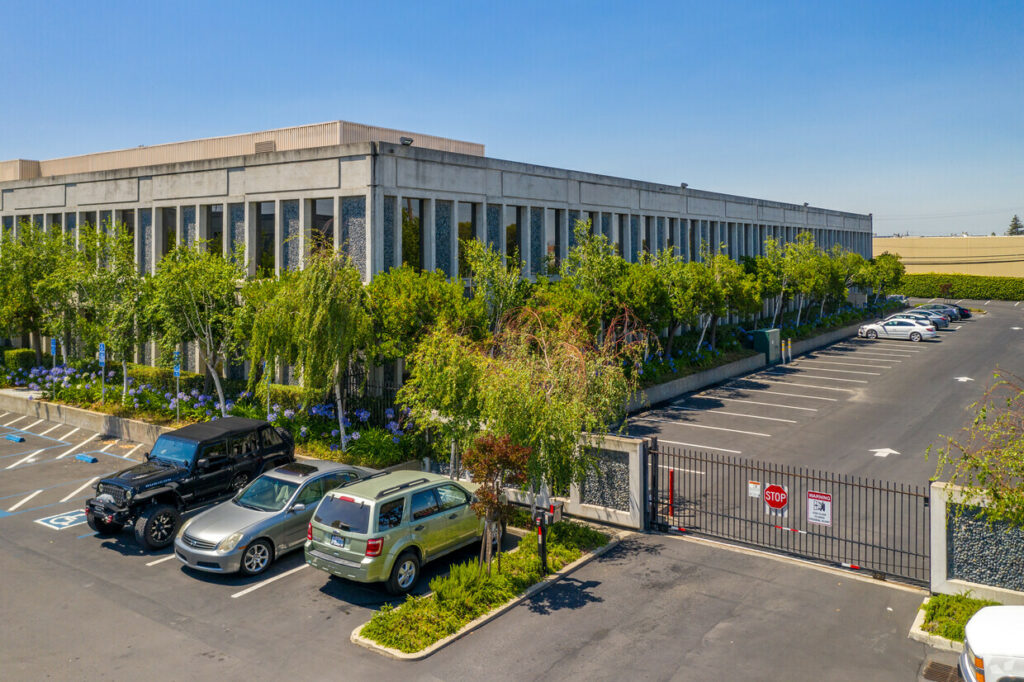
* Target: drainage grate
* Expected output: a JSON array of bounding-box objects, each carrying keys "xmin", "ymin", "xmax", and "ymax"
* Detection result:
[{"xmin": 922, "ymin": 661, "xmax": 961, "ymax": 682}]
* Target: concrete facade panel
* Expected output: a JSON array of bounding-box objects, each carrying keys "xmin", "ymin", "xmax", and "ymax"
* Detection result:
[
  {"xmin": 808, "ymin": 211, "xmax": 826, "ymax": 226},
  {"xmin": 10, "ymin": 184, "xmax": 65, "ymax": 209},
  {"xmin": 827, "ymin": 213, "xmax": 844, "ymax": 227},
  {"xmin": 580, "ymin": 182, "xmax": 633, "ymax": 209},
  {"xmin": 502, "ymin": 172, "xmax": 567, "ymax": 202},
  {"xmin": 485, "ymin": 170, "xmax": 502, "ymax": 197},
  {"xmin": 725, "ymin": 201, "xmax": 755, "ymax": 219},
  {"xmin": 760, "ymin": 205, "xmax": 784, "ymax": 221},
  {"xmin": 76, "ymin": 178, "xmax": 139, "ymax": 205},
  {"xmin": 396, "ymin": 159, "xmax": 485, "ymax": 194},
  {"xmin": 784, "ymin": 209, "xmax": 805, "ymax": 224},
  {"xmin": 227, "ymin": 168, "xmax": 244, "ymax": 196},
  {"xmin": 245, "ymin": 159, "xmax": 339, "ymax": 194},
  {"xmin": 376, "ymin": 155, "xmax": 397, "ymax": 187},
  {"xmin": 340, "ymin": 156, "xmax": 371, "ymax": 190},
  {"xmin": 687, "ymin": 197, "xmax": 725, "ymax": 216},
  {"xmin": 152, "ymin": 169, "xmax": 228, "ymax": 200},
  {"xmin": 640, "ymin": 190, "xmax": 681, "ymax": 212}
]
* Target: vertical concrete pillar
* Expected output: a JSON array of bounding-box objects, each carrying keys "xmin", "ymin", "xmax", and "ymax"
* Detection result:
[
  {"xmin": 371, "ymin": 187, "xmax": 384, "ymax": 279},
  {"xmin": 297, "ymin": 199, "xmax": 310, "ymax": 269},
  {"xmin": 425, "ymin": 198, "xmax": 436, "ymax": 271},
  {"xmin": 478, "ymin": 200, "xmax": 488, "ymax": 242},
  {"xmin": 220, "ymin": 203, "xmax": 230, "ymax": 255},
  {"xmin": 245, "ymin": 202, "xmax": 257, "ymax": 278},
  {"xmin": 273, "ymin": 199, "xmax": 282, "ymax": 277}
]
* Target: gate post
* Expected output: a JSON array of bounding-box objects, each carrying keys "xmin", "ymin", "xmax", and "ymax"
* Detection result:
[{"xmin": 647, "ymin": 437, "xmax": 658, "ymax": 530}]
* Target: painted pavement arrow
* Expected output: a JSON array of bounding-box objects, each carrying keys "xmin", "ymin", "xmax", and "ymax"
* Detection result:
[{"xmin": 870, "ymin": 448, "xmax": 900, "ymax": 458}]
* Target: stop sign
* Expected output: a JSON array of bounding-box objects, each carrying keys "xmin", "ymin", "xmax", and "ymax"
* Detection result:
[{"xmin": 764, "ymin": 484, "xmax": 788, "ymax": 510}]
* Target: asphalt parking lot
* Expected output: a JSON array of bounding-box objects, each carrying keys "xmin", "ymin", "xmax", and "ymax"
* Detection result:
[{"xmin": 629, "ymin": 299, "xmax": 1024, "ymax": 484}]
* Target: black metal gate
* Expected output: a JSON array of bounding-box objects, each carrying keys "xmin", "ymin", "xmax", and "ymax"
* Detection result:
[{"xmin": 648, "ymin": 443, "xmax": 930, "ymax": 586}]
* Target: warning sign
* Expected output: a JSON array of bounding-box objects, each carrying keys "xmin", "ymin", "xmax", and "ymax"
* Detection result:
[
  {"xmin": 747, "ymin": 480, "xmax": 761, "ymax": 498},
  {"xmin": 807, "ymin": 490, "xmax": 832, "ymax": 526}
]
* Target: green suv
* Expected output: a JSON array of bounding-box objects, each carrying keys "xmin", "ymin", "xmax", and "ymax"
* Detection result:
[{"xmin": 304, "ymin": 471, "xmax": 483, "ymax": 594}]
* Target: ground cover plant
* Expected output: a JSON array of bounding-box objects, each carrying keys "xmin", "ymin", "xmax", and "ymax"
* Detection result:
[
  {"xmin": 920, "ymin": 592, "xmax": 1000, "ymax": 642},
  {"xmin": 360, "ymin": 520, "xmax": 608, "ymax": 653}
]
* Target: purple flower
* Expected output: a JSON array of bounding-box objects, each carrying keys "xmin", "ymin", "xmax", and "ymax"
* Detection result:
[
  {"xmin": 355, "ymin": 409, "xmax": 370, "ymax": 422},
  {"xmin": 331, "ymin": 429, "xmax": 339, "ymax": 438},
  {"xmin": 392, "ymin": 436, "xmax": 400, "ymax": 444},
  {"xmin": 351, "ymin": 432, "xmax": 360, "ymax": 441},
  {"xmin": 283, "ymin": 409, "xmax": 294, "ymax": 419}
]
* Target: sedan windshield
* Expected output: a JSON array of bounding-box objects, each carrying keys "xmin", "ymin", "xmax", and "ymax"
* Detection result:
[
  {"xmin": 234, "ymin": 476, "xmax": 299, "ymax": 512},
  {"xmin": 149, "ymin": 436, "xmax": 197, "ymax": 467}
]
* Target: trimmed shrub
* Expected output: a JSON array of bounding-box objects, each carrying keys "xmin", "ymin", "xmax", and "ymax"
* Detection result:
[
  {"xmin": 899, "ymin": 273, "xmax": 1024, "ymax": 301},
  {"xmin": 3, "ymin": 349, "xmax": 37, "ymax": 371},
  {"xmin": 127, "ymin": 363, "xmax": 204, "ymax": 392}
]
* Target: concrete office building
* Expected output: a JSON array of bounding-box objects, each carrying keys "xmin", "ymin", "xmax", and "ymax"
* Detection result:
[{"xmin": 0, "ymin": 121, "xmax": 873, "ymax": 370}]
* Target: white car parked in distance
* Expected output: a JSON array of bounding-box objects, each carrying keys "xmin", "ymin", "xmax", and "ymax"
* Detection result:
[
  {"xmin": 858, "ymin": 318, "xmax": 936, "ymax": 341},
  {"xmin": 961, "ymin": 606, "xmax": 1024, "ymax": 682}
]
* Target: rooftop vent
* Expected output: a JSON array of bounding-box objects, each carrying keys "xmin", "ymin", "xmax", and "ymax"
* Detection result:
[{"xmin": 254, "ymin": 140, "xmax": 276, "ymax": 154}]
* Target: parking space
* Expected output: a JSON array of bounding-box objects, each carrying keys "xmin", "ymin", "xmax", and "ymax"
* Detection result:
[{"xmin": 629, "ymin": 302, "xmax": 1024, "ymax": 484}]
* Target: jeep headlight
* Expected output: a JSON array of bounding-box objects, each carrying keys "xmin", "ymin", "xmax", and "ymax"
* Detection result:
[
  {"xmin": 123, "ymin": 489, "xmax": 135, "ymax": 502},
  {"xmin": 218, "ymin": 532, "xmax": 245, "ymax": 552}
]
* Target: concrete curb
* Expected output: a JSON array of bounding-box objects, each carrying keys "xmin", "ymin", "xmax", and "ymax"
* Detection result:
[
  {"xmin": 0, "ymin": 388, "xmax": 171, "ymax": 447},
  {"xmin": 907, "ymin": 598, "xmax": 964, "ymax": 653},
  {"xmin": 349, "ymin": 529, "xmax": 632, "ymax": 660}
]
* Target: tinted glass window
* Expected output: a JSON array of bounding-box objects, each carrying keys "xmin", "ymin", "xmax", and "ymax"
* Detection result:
[
  {"xmin": 149, "ymin": 436, "xmax": 197, "ymax": 467},
  {"xmin": 314, "ymin": 495, "xmax": 370, "ymax": 533},
  {"xmin": 235, "ymin": 476, "xmax": 298, "ymax": 512},
  {"xmin": 320, "ymin": 472, "xmax": 357, "ymax": 493},
  {"xmin": 295, "ymin": 479, "xmax": 326, "ymax": 506},
  {"xmin": 201, "ymin": 440, "xmax": 228, "ymax": 459},
  {"xmin": 436, "ymin": 484, "xmax": 469, "ymax": 511},
  {"xmin": 231, "ymin": 433, "xmax": 259, "ymax": 457},
  {"xmin": 378, "ymin": 499, "xmax": 405, "ymax": 531},
  {"xmin": 411, "ymin": 489, "xmax": 440, "ymax": 519},
  {"xmin": 260, "ymin": 427, "xmax": 283, "ymax": 448}
]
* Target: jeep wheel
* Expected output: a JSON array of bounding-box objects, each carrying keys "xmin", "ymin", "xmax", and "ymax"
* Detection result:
[
  {"xmin": 86, "ymin": 511, "xmax": 123, "ymax": 535},
  {"xmin": 386, "ymin": 551, "xmax": 420, "ymax": 595},
  {"xmin": 239, "ymin": 539, "xmax": 273, "ymax": 576},
  {"xmin": 230, "ymin": 472, "xmax": 250, "ymax": 493},
  {"xmin": 134, "ymin": 504, "xmax": 180, "ymax": 550}
]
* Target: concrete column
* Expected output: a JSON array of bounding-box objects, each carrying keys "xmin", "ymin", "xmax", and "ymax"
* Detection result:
[
  {"xmin": 543, "ymin": 207, "xmax": 554, "ymax": 271},
  {"xmin": 394, "ymin": 194, "xmax": 403, "ymax": 265},
  {"xmin": 273, "ymin": 199, "xmax": 282, "ymax": 276},
  {"xmin": 425, "ymin": 197, "xmax": 436, "ymax": 271},
  {"xmin": 298, "ymin": 198, "xmax": 310, "ymax": 269},
  {"xmin": 371, "ymin": 187, "xmax": 384, "ymax": 279},
  {"xmin": 245, "ymin": 202, "xmax": 257, "ymax": 278},
  {"xmin": 174, "ymin": 205, "xmax": 183, "ymax": 248},
  {"xmin": 449, "ymin": 200, "xmax": 459, "ymax": 277},
  {"xmin": 497, "ymin": 203, "xmax": 507, "ymax": 263},
  {"xmin": 221, "ymin": 203, "xmax": 230, "ymax": 255},
  {"xmin": 333, "ymin": 196, "xmax": 343, "ymax": 252},
  {"xmin": 478, "ymin": 200, "xmax": 487, "ymax": 242},
  {"xmin": 152, "ymin": 207, "xmax": 164, "ymax": 274}
]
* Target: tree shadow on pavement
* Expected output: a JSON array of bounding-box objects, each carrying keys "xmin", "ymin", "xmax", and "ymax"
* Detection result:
[
  {"xmin": 592, "ymin": 536, "xmax": 662, "ymax": 566},
  {"xmin": 526, "ymin": 577, "xmax": 603, "ymax": 615}
]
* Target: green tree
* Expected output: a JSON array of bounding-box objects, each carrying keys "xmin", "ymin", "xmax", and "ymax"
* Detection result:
[
  {"xmin": 759, "ymin": 237, "xmax": 789, "ymax": 328},
  {"xmin": 866, "ymin": 252, "xmax": 905, "ymax": 302},
  {"xmin": 102, "ymin": 225, "xmax": 151, "ymax": 400},
  {"xmin": 613, "ymin": 256, "xmax": 672, "ymax": 339},
  {"xmin": 784, "ymin": 232, "xmax": 822, "ymax": 328},
  {"xmin": 0, "ymin": 220, "xmax": 65, "ymax": 362},
  {"xmin": 288, "ymin": 247, "xmax": 368, "ymax": 450},
  {"xmin": 364, "ymin": 264, "xmax": 470, "ymax": 366},
  {"xmin": 1007, "ymin": 215, "xmax": 1024, "ymax": 236},
  {"xmin": 463, "ymin": 433, "xmax": 531, "ymax": 573},
  {"xmin": 653, "ymin": 251, "xmax": 691, "ymax": 358},
  {"xmin": 241, "ymin": 272, "xmax": 300, "ymax": 400},
  {"xmin": 149, "ymin": 244, "xmax": 245, "ymax": 416},
  {"xmin": 557, "ymin": 220, "xmax": 627, "ymax": 334},
  {"xmin": 463, "ymin": 239, "xmax": 530, "ymax": 337}
]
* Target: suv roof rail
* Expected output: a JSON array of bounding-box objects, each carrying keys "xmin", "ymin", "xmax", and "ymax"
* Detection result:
[{"xmin": 376, "ymin": 477, "xmax": 430, "ymax": 499}]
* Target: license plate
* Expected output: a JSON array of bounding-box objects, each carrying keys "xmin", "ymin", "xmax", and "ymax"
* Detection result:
[{"xmin": 329, "ymin": 535, "xmax": 346, "ymax": 548}]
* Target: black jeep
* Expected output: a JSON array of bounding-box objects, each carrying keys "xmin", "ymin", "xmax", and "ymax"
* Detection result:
[{"xmin": 85, "ymin": 418, "xmax": 295, "ymax": 550}]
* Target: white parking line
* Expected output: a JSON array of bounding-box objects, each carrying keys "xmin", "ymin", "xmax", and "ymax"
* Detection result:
[
  {"xmin": 60, "ymin": 477, "xmax": 99, "ymax": 503},
  {"xmin": 819, "ymin": 350, "xmax": 908, "ymax": 360},
  {"xmin": 99, "ymin": 440, "xmax": 119, "ymax": 453},
  {"xmin": 38, "ymin": 424, "xmax": 62, "ymax": 437},
  {"xmin": 691, "ymin": 395, "xmax": 817, "ymax": 411},
  {"xmin": 755, "ymin": 378, "xmax": 856, "ymax": 393},
  {"xmin": 656, "ymin": 439, "xmax": 743, "ymax": 454},
  {"xmin": 814, "ymin": 354, "xmax": 902, "ymax": 363},
  {"xmin": 632, "ymin": 416, "xmax": 771, "ymax": 437},
  {"xmin": 664, "ymin": 406, "xmax": 797, "ymax": 423},
  {"xmin": 0, "ymin": 412, "xmax": 9, "ymax": 421},
  {"xmin": 146, "ymin": 555, "xmax": 178, "ymax": 567},
  {"xmin": 57, "ymin": 427, "xmax": 80, "ymax": 441},
  {"xmin": 56, "ymin": 433, "xmax": 99, "ymax": 459},
  {"xmin": 724, "ymin": 383, "xmax": 840, "ymax": 401},
  {"xmin": 789, "ymin": 363, "xmax": 882, "ymax": 375},
  {"xmin": 5, "ymin": 449, "xmax": 44, "ymax": 470},
  {"xmin": 21, "ymin": 419, "xmax": 44, "ymax": 432},
  {"xmin": 798, "ymin": 359, "xmax": 891, "ymax": 370},
  {"xmin": 231, "ymin": 564, "xmax": 309, "ymax": 599},
  {"xmin": 3, "ymin": 415, "xmax": 27, "ymax": 428},
  {"xmin": 763, "ymin": 372, "xmax": 868, "ymax": 384},
  {"xmin": 124, "ymin": 443, "xmax": 144, "ymax": 459},
  {"xmin": 8, "ymin": 489, "xmax": 43, "ymax": 512},
  {"xmin": 839, "ymin": 342, "xmax": 920, "ymax": 353},
  {"xmin": 658, "ymin": 464, "xmax": 706, "ymax": 476},
  {"xmin": 848, "ymin": 340, "xmax": 923, "ymax": 350}
]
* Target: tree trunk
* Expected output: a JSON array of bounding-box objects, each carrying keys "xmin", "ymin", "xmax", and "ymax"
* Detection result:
[
  {"xmin": 29, "ymin": 330, "xmax": 42, "ymax": 365},
  {"xmin": 709, "ymin": 315, "xmax": 719, "ymax": 350},
  {"xmin": 333, "ymin": 369, "xmax": 347, "ymax": 452},
  {"xmin": 694, "ymin": 315, "xmax": 710, "ymax": 353},
  {"xmin": 206, "ymin": 359, "xmax": 228, "ymax": 418},
  {"xmin": 819, "ymin": 297, "xmax": 826, "ymax": 319},
  {"xmin": 794, "ymin": 295, "xmax": 803, "ymax": 327},
  {"xmin": 664, "ymin": 321, "xmax": 680, "ymax": 358},
  {"xmin": 122, "ymin": 360, "xmax": 129, "ymax": 402}
]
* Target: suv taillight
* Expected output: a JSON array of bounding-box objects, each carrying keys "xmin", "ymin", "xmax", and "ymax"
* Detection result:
[
  {"xmin": 307, "ymin": 522, "xmax": 312, "ymax": 541},
  {"xmin": 365, "ymin": 538, "xmax": 383, "ymax": 557}
]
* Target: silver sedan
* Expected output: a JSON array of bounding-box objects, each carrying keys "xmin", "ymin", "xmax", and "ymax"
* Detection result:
[
  {"xmin": 174, "ymin": 461, "xmax": 374, "ymax": 576},
  {"xmin": 859, "ymin": 318, "xmax": 937, "ymax": 341}
]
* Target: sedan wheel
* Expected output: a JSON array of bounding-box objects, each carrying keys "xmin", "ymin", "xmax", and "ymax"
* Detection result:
[
  {"xmin": 240, "ymin": 540, "xmax": 272, "ymax": 576},
  {"xmin": 866, "ymin": 330, "xmax": 878, "ymax": 339},
  {"xmin": 910, "ymin": 332, "xmax": 922, "ymax": 342}
]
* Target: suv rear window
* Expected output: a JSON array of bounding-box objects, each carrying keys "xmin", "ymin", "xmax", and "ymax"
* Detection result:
[{"xmin": 314, "ymin": 495, "xmax": 371, "ymax": 534}]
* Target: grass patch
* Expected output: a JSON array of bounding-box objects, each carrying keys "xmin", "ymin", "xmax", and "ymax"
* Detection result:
[
  {"xmin": 360, "ymin": 520, "xmax": 608, "ymax": 654},
  {"xmin": 921, "ymin": 592, "xmax": 1000, "ymax": 642}
]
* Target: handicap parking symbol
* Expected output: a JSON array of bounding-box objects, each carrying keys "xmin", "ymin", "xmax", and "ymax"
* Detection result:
[{"xmin": 35, "ymin": 510, "xmax": 88, "ymax": 530}]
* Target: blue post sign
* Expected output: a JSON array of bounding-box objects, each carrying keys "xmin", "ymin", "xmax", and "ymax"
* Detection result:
[
  {"xmin": 98, "ymin": 343, "xmax": 106, "ymax": 368},
  {"xmin": 98, "ymin": 343, "xmax": 106, "ymax": 403},
  {"xmin": 51, "ymin": 338, "xmax": 57, "ymax": 368}
]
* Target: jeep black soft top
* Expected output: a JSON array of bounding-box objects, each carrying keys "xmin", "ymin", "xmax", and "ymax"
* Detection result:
[{"xmin": 86, "ymin": 417, "xmax": 295, "ymax": 550}]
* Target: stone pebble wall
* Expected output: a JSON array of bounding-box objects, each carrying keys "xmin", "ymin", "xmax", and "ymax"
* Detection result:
[
  {"xmin": 435, "ymin": 201, "xmax": 452, "ymax": 276},
  {"xmin": 282, "ymin": 200, "xmax": 299, "ymax": 271},
  {"xmin": 382, "ymin": 197, "xmax": 395, "ymax": 271},
  {"xmin": 948, "ymin": 505, "xmax": 1024, "ymax": 592},
  {"xmin": 342, "ymin": 196, "xmax": 366, "ymax": 278},
  {"xmin": 580, "ymin": 448, "xmax": 630, "ymax": 512}
]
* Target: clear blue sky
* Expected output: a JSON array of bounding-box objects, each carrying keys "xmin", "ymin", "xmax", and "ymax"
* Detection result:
[{"xmin": 2, "ymin": 1, "xmax": 1021, "ymax": 236}]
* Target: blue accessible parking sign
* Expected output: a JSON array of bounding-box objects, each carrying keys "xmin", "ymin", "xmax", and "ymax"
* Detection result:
[{"xmin": 34, "ymin": 510, "xmax": 88, "ymax": 530}]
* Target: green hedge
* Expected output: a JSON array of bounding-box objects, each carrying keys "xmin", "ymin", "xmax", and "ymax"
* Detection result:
[
  {"xmin": 3, "ymin": 349, "xmax": 38, "ymax": 371},
  {"xmin": 899, "ymin": 273, "xmax": 1024, "ymax": 301}
]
